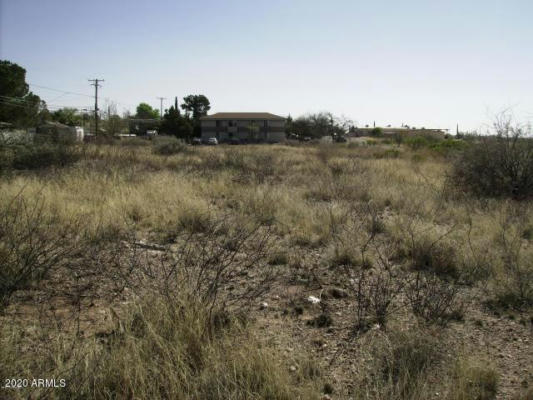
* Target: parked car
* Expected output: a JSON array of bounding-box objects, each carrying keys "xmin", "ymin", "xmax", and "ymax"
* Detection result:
[
  {"xmin": 206, "ymin": 137, "xmax": 218, "ymax": 145},
  {"xmin": 191, "ymin": 137, "xmax": 202, "ymax": 145}
]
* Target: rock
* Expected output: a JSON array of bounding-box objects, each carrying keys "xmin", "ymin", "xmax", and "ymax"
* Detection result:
[
  {"xmin": 321, "ymin": 395, "xmax": 332, "ymax": 400},
  {"xmin": 289, "ymin": 365, "xmax": 297, "ymax": 372},
  {"xmin": 259, "ymin": 302, "xmax": 268, "ymax": 310},
  {"xmin": 307, "ymin": 295, "xmax": 321, "ymax": 304}
]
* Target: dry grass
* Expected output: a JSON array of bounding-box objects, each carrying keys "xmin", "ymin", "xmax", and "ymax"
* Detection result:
[{"xmin": 1, "ymin": 140, "xmax": 532, "ymax": 399}]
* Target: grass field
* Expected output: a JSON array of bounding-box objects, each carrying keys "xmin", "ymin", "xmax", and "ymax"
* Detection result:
[{"xmin": 1, "ymin": 138, "xmax": 532, "ymax": 399}]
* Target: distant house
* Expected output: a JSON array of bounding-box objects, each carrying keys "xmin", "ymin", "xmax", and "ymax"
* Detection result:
[
  {"xmin": 348, "ymin": 127, "xmax": 448, "ymax": 139},
  {"xmin": 200, "ymin": 112, "xmax": 286, "ymax": 143}
]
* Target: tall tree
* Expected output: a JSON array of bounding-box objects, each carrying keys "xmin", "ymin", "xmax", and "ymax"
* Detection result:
[
  {"xmin": 0, "ymin": 60, "xmax": 47, "ymax": 127},
  {"xmin": 51, "ymin": 108, "xmax": 82, "ymax": 126},
  {"xmin": 181, "ymin": 95, "xmax": 210, "ymax": 137},
  {"xmin": 180, "ymin": 95, "xmax": 210, "ymax": 120},
  {"xmin": 135, "ymin": 102, "xmax": 159, "ymax": 119},
  {"xmin": 160, "ymin": 102, "xmax": 192, "ymax": 140}
]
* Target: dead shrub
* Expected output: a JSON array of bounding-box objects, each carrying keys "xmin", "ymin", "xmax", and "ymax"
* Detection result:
[
  {"xmin": 0, "ymin": 193, "xmax": 81, "ymax": 310},
  {"xmin": 349, "ymin": 256, "xmax": 407, "ymax": 332},
  {"xmin": 405, "ymin": 272, "xmax": 464, "ymax": 326},
  {"xmin": 491, "ymin": 216, "xmax": 533, "ymax": 309},
  {"xmin": 140, "ymin": 215, "xmax": 277, "ymax": 316}
]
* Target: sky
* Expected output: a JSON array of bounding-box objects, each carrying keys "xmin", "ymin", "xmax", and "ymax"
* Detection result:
[{"xmin": 1, "ymin": 0, "xmax": 532, "ymax": 132}]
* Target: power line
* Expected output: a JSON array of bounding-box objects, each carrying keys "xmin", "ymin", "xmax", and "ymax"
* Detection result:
[
  {"xmin": 0, "ymin": 96, "xmax": 90, "ymax": 111},
  {"xmin": 88, "ymin": 79, "xmax": 104, "ymax": 134},
  {"xmin": 28, "ymin": 83, "xmax": 93, "ymax": 98}
]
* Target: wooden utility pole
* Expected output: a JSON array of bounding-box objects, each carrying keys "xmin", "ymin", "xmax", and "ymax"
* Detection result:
[{"xmin": 89, "ymin": 79, "xmax": 104, "ymax": 134}]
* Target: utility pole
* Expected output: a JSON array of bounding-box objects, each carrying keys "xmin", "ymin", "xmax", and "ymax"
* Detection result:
[
  {"xmin": 157, "ymin": 97, "xmax": 166, "ymax": 118},
  {"xmin": 89, "ymin": 79, "xmax": 104, "ymax": 134}
]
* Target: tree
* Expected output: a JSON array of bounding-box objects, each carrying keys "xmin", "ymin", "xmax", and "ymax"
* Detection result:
[
  {"xmin": 291, "ymin": 112, "xmax": 344, "ymax": 138},
  {"xmin": 181, "ymin": 95, "xmax": 210, "ymax": 120},
  {"xmin": 51, "ymin": 108, "xmax": 82, "ymax": 126},
  {"xmin": 285, "ymin": 114, "xmax": 293, "ymax": 134},
  {"xmin": 181, "ymin": 95, "xmax": 210, "ymax": 137},
  {"xmin": 160, "ymin": 102, "xmax": 193, "ymax": 140},
  {"xmin": 135, "ymin": 103, "xmax": 159, "ymax": 119},
  {"xmin": 105, "ymin": 115, "xmax": 126, "ymax": 136},
  {"xmin": 0, "ymin": 60, "xmax": 47, "ymax": 127}
]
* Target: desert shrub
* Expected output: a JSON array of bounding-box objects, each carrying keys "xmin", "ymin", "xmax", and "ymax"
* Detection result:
[
  {"xmin": 491, "ymin": 224, "xmax": 533, "ymax": 309},
  {"xmin": 153, "ymin": 136, "xmax": 189, "ymax": 155},
  {"xmin": 119, "ymin": 137, "xmax": 150, "ymax": 146},
  {"xmin": 449, "ymin": 119, "xmax": 533, "ymax": 200},
  {"xmin": 0, "ymin": 194, "xmax": 80, "ymax": 309},
  {"xmin": 408, "ymin": 236, "xmax": 458, "ymax": 279},
  {"xmin": 0, "ymin": 141, "xmax": 80, "ymax": 171},
  {"xmin": 375, "ymin": 149, "xmax": 400, "ymax": 159},
  {"xmin": 348, "ymin": 257, "xmax": 406, "ymax": 331},
  {"xmin": 141, "ymin": 215, "xmax": 277, "ymax": 315},
  {"xmin": 404, "ymin": 136, "xmax": 430, "ymax": 150},
  {"xmin": 370, "ymin": 127, "xmax": 383, "ymax": 137},
  {"xmin": 405, "ymin": 272, "xmax": 464, "ymax": 326},
  {"xmin": 448, "ymin": 357, "xmax": 498, "ymax": 400},
  {"xmin": 429, "ymin": 138, "xmax": 467, "ymax": 155},
  {"xmin": 330, "ymin": 246, "xmax": 360, "ymax": 267},
  {"xmin": 177, "ymin": 207, "xmax": 213, "ymax": 234},
  {"xmin": 268, "ymin": 250, "xmax": 288, "ymax": 265}
]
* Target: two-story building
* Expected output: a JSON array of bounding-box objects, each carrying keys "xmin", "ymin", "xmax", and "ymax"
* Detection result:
[{"xmin": 200, "ymin": 112, "xmax": 285, "ymax": 143}]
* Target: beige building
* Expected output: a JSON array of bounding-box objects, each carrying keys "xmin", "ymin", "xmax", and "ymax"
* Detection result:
[{"xmin": 200, "ymin": 112, "xmax": 285, "ymax": 143}]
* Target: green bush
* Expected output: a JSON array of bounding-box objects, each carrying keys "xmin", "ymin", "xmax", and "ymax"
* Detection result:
[
  {"xmin": 404, "ymin": 136, "xmax": 430, "ymax": 150},
  {"xmin": 370, "ymin": 127, "xmax": 383, "ymax": 137},
  {"xmin": 429, "ymin": 138, "xmax": 467, "ymax": 154}
]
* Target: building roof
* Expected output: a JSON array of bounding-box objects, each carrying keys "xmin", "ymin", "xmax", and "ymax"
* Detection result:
[{"xmin": 201, "ymin": 112, "xmax": 285, "ymax": 121}]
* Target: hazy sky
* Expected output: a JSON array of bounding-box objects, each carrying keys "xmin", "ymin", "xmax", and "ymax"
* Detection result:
[{"xmin": 1, "ymin": 0, "xmax": 532, "ymax": 132}]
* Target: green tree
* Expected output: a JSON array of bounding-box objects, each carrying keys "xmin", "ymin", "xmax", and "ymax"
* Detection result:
[
  {"xmin": 135, "ymin": 103, "xmax": 159, "ymax": 119},
  {"xmin": 0, "ymin": 60, "xmax": 47, "ymax": 127},
  {"xmin": 181, "ymin": 94, "xmax": 210, "ymax": 137},
  {"xmin": 160, "ymin": 99, "xmax": 193, "ymax": 140},
  {"xmin": 51, "ymin": 108, "xmax": 82, "ymax": 126},
  {"xmin": 180, "ymin": 95, "xmax": 210, "ymax": 120}
]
